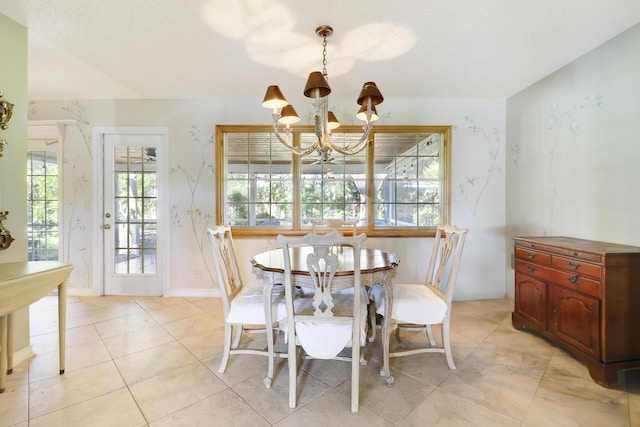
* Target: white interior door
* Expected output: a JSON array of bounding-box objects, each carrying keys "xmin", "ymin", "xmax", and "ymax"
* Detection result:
[{"xmin": 100, "ymin": 128, "xmax": 168, "ymax": 295}]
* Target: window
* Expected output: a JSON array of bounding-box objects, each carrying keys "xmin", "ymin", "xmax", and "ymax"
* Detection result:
[
  {"xmin": 27, "ymin": 149, "xmax": 60, "ymax": 260},
  {"xmin": 216, "ymin": 125, "xmax": 451, "ymax": 237}
]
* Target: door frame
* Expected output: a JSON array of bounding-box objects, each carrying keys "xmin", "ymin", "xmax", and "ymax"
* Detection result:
[{"xmin": 92, "ymin": 126, "xmax": 169, "ymax": 296}]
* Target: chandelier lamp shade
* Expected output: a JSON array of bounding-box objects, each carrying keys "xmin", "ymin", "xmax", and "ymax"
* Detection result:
[{"xmin": 262, "ymin": 25, "xmax": 384, "ymax": 157}]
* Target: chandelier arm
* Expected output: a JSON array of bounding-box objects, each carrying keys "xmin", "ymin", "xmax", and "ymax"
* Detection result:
[
  {"xmin": 271, "ymin": 122, "xmax": 319, "ymax": 156},
  {"xmin": 326, "ymin": 123, "xmax": 373, "ymax": 156}
]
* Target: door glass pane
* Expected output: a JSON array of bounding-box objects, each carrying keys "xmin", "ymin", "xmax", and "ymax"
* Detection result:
[
  {"xmin": 113, "ymin": 146, "xmax": 157, "ymax": 274},
  {"xmin": 27, "ymin": 150, "xmax": 59, "ymax": 261}
]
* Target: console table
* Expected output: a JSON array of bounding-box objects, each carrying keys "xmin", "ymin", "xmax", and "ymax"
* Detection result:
[
  {"xmin": 512, "ymin": 236, "xmax": 640, "ymax": 386},
  {"xmin": 0, "ymin": 261, "xmax": 73, "ymax": 392}
]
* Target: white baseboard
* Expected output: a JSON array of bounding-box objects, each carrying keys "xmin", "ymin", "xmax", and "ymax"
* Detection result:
[
  {"xmin": 12, "ymin": 345, "xmax": 36, "ymax": 369},
  {"xmin": 47, "ymin": 287, "xmax": 220, "ymax": 298},
  {"xmin": 164, "ymin": 288, "xmax": 220, "ymax": 298},
  {"xmin": 67, "ymin": 288, "xmax": 100, "ymax": 296}
]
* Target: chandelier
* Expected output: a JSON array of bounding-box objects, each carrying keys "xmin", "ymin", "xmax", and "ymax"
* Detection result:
[{"xmin": 262, "ymin": 25, "xmax": 384, "ymax": 157}]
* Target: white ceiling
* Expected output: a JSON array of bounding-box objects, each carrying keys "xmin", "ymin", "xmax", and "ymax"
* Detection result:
[{"xmin": 2, "ymin": 0, "xmax": 640, "ymax": 101}]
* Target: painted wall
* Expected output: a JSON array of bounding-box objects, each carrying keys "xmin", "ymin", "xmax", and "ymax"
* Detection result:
[
  {"xmin": 0, "ymin": 14, "xmax": 30, "ymax": 357},
  {"xmin": 29, "ymin": 96, "xmax": 506, "ymax": 301},
  {"xmin": 505, "ymin": 23, "xmax": 640, "ymax": 298}
]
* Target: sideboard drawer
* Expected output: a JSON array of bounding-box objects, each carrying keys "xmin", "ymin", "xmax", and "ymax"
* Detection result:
[
  {"xmin": 515, "ymin": 260, "xmax": 600, "ymax": 298},
  {"xmin": 552, "ymin": 255, "xmax": 601, "ymax": 280},
  {"xmin": 553, "ymin": 272, "xmax": 601, "ymax": 299},
  {"xmin": 515, "ymin": 247, "xmax": 551, "ymax": 265}
]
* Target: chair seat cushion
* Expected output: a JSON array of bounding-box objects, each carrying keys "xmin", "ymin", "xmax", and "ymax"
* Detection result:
[
  {"xmin": 226, "ymin": 286, "xmax": 285, "ymax": 325},
  {"xmin": 295, "ymin": 320, "xmax": 354, "ymax": 359},
  {"xmin": 370, "ymin": 283, "xmax": 447, "ymax": 325},
  {"xmin": 281, "ymin": 288, "xmax": 369, "ymax": 359}
]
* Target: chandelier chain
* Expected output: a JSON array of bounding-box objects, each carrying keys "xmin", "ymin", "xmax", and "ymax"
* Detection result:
[{"xmin": 322, "ymin": 35, "xmax": 328, "ymax": 77}]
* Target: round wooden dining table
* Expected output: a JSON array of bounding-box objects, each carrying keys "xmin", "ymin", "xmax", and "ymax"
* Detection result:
[{"xmin": 251, "ymin": 246, "xmax": 400, "ymax": 386}]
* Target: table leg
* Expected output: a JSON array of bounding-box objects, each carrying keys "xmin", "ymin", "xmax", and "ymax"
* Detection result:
[
  {"xmin": 58, "ymin": 280, "xmax": 67, "ymax": 374},
  {"xmin": 382, "ymin": 280, "xmax": 395, "ymax": 386},
  {"xmin": 0, "ymin": 315, "xmax": 7, "ymax": 392},
  {"xmin": 6, "ymin": 313, "xmax": 13, "ymax": 374}
]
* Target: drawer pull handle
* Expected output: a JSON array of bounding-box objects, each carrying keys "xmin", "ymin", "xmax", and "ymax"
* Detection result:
[
  {"xmin": 568, "ymin": 261, "xmax": 580, "ymax": 270},
  {"xmin": 568, "ymin": 275, "xmax": 578, "ymax": 283},
  {"xmin": 527, "ymin": 252, "xmax": 536, "ymax": 259},
  {"xmin": 527, "ymin": 266, "xmax": 535, "ymax": 272}
]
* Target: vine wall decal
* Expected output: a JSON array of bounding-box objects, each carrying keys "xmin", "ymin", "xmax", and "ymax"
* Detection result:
[
  {"xmin": 63, "ymin": 101, "xmax": 92, "ymax": 158},
  {"xmin": 545, "ymin": 95, "xmax": 603, "ymax": 234},
  {"xmin": 170, "ymin": 124, "xmax": 216, "ymax": 285},
  {"xmin": 63, "ymin": 163, "xmax": 88, "ymax": 263},
  {"xmin": 511, "ymin": 144, "xmax": 520, "ymax": 168},
  {"xmin": 458, "ymin": 116, "xmax": 503, "ymax": 216},
  {"xmin": 61, "ymin": 101, "xmax": 92, "ymax": 285}
]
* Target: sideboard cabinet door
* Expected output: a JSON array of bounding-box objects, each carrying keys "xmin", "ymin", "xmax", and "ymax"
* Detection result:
[
  {"xmin": 551, "ymin": 286, "xmax": 600, "ymax": 358},
  {"xmin": 514, "ymin": 271, "xmax": 547, "ymax": 330}
]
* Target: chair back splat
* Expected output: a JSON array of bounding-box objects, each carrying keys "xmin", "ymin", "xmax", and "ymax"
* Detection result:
[
  {"xmin": 426, "ymin": 224, "xmax": 467, "ymax": 305},
  {"xmin": 208, "ymin": 225, "xmax": 243, "ymax": 317}
]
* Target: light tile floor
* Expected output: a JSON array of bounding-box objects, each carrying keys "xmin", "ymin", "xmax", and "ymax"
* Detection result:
[{"xmin": 1, "ymin": 296, "xmax": 639, "ymax": 426}]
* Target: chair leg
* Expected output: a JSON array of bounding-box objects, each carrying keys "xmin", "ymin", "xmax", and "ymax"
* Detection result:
[
  {"xmin": 426, "ymin": 324, "xmax": 437, "ymax": 346},
  {"xmin": 288, "ymin": 335, "xmax": 297, "ymax": 409},
  {"xmin": 232, "ymin": 324, "xmax": 243, "ymax": 349},
  {"xmin": 368, "ymin": 302, "xmax": 377, "ymax": 342},
  {"xmin": 351, "ymin": 340, "xmax": 360, "ymax": 412},
  {"xmin": 395, "ymin": 326, "xmax": 403, "ymax": 343},
  {"xmin": 218, "ymin": 323, "xmax": 233, "ymax": 373},
  {"xmin": 360, "ymin": 353, "xmax": 368, "ymax": 365},
  {"xmin": 442, "ymin": 319, "xmax": 456, "ymax": 370}
]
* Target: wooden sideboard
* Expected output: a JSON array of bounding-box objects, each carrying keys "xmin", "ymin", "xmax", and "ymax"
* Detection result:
[{"xmin": 512, "ymin": 236, "xmax": 640, "ymax": 387}]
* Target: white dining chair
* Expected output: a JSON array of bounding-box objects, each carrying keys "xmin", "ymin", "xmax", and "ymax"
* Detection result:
[
  {"xmin": 370, "ymin": 224, "xmax": 468, "ymax": 369},
  {"xmin": 277, "ymin": 232, "xmax": 368, "ymax": 413},
  {"xmin": 207, "ymin": 225, "xmax": 285, "ymax": 388}
]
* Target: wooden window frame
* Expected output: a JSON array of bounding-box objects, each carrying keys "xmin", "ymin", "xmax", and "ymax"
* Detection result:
[{"xmin": 215, "ymin": 125, "xmax": 451, "ymax": 238}]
